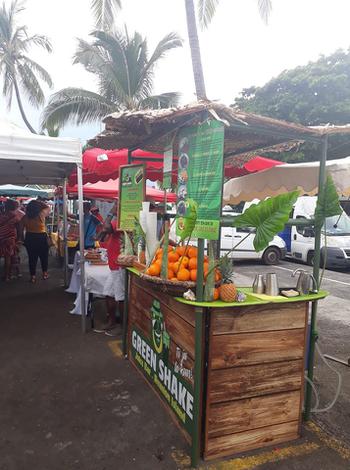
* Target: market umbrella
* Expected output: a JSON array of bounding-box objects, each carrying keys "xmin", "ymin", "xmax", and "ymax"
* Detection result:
[
  {"xmin": 224, "ymin": 155, "xmax": 284, "ymax": 178},
  {"xmin": 0, "ymin": 184, "xmax": 51, "ymax": 197},
  {"xmin": 66, "ymin": 178, "xmax": 176, "ymax": 203},
  {"xmin": 68, "ymin": 148, "xmax": 177, "ymax": 185}
]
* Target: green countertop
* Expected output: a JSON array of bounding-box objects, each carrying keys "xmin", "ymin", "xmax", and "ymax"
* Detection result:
[{"xmin": 127, "ymin": 267, "xmax": 328, "ymax": 308}]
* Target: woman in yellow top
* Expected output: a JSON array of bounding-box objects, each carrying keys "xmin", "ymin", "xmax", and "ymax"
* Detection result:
[{"xmin": 21, "ymin": 200, "xmax": 50, "ymax": 283}]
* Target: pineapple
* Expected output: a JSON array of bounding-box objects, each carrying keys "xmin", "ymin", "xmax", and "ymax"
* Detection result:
[{"xmin": 218, "ymin": 257, "xmax": 237, "ymax": 302}]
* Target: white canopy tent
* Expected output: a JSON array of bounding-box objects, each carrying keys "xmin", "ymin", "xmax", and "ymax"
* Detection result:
[
  {"xmin": 0, "ymin": 119, "xmax": 87, "ymax": 332},
  {"xmin": 223, "ymin": 156, "xmax": 350, "ymax": 204}
]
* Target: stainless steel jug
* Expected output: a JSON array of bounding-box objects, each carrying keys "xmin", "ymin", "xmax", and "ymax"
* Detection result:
[
  {"xmin": 265, "ymin": 273, "xmax": 279, "ymax": 296},
  {"xmin": 292, "ymin": 269, "xmax": 318, "ymax": 295},
  {"xmin": 252, "ymin": 274, "xmax": 265, "ymax": 294}
]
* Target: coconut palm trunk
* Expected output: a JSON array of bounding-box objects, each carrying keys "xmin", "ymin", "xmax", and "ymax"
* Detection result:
[
  {"xmin": 184, "ymin": 0, "xmax": 207, "ymax": 99},
  {"xmin": 13, "ymin": 76, "xmax": 37, "ymax": 134}
]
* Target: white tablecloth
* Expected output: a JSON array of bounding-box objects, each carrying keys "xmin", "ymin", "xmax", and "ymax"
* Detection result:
[{"xmin": 67, "ymin": 252, "xmax": 110, "ymax": 315}]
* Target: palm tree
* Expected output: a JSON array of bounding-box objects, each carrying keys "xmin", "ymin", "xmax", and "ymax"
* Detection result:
[
  {"xmin": 42, "ymin": 28, "xmax": 182, "ymax": 130},
  {"xmin": 91, "ymin": 0, "xmax": 122, "ymax": 30},
  {"xmin": 184, "ymin": 0, "xmax": 272, "ymax": 98},
  {"xmin": 0, "ymin": 0, "xmax": 53, "ymax": 133}
]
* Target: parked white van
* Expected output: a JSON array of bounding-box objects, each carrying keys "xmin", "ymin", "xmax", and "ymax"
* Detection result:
[
  {"xmin": 278, "ymin": 196, "xmax": 350, "ymax": 268},
  {"xmin": 220, "ymin": 208, "xmax": 287, "ymax": 265}
]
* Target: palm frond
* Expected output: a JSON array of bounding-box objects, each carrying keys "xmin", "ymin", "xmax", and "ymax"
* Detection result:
[
  {"xmin": 139, "ymin": 92, "xmax": 181, "ymax": 110},
  {"xmin": 257, "ymin": 0, "xmax": 272, "ymax": 24},
  {"xmin": 17, "ymin": 61, "xmax": 45, "ymax": 107},
  {"xmin": 41, "ymin": 87, "xmax": 116, "ymax": 129},
  {"xmin": 91, "ymin": 0, "xmax": 122, "ymax": 30},
  {"xmin": 2, "ymin": 66, "xmax": 14, "ymax": 107},
  {"xmin": 198, "ymin": 0, "xmax": 220, "ymax": 29},
  {"xmin": 21, "ymin": 56, "xmax": 53, "ymax": 88},
  {"xmin": 22, "ymin": 34, "xmax": 52, "ymax": 53}
]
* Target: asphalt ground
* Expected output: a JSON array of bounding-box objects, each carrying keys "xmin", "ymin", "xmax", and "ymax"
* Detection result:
[{"xmin": 0, "ymin": 254, "xmax": 349, "ymax": 469}]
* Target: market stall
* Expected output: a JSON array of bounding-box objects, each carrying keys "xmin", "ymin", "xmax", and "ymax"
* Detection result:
[{"xmin": 89, "ymin": 101, "xmax": 350, "ymax": 465}]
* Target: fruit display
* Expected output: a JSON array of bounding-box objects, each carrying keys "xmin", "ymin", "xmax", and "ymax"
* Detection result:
[
  {"xmin": 217, "ymin": 256, "xmax": 237, "ymax": 302},
  {"xmin": 145, "ymin": 244, "xmax": 221, "ymax": 285}
]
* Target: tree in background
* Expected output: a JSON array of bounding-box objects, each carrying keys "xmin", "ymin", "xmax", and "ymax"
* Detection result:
[
  {"xmin": 0, "ymin": 0, "xmax": 53, "ymax": 134},
  {"xmin": 91, "ymin": 0, "xmax": 122, "ymax": 30},
  {"xmin": 42, "ymin": 29, "xmax": 182, "ymax": 130},
  {"xmin": 234, "ymin": 49, "xmax": 350, "ymax": 161}
]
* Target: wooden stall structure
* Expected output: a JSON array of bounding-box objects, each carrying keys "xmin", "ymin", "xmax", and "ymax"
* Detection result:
[{"xmin": 127, "ymin": 269, "xmax": 326, "ymax": 461}]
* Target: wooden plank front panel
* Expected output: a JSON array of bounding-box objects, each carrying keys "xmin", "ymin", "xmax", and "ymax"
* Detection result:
[
  {"xmin": 208, "ymin": 391, "xmax": 300, "ymax": 438},
  {"xmin": 211, "ymin": 329, "xmax": 305, "ymax": 369},
  {"xmin": 211, "ymin": 303, "xmax": 306, "ymax": 335},
  {"xmin": 209, "ymin": 360, "xmax": 303, "ymax": 403},
  {"xmin": 205, "ymin": 421, "xmax": 299, "ymax": 460}
]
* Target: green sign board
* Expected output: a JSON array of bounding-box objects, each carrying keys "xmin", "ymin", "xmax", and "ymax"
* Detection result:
[
  {"xmin": 163, "ymin": 145, "xmax": 173, "ymax": 190},
  {"xmin": 130, "ymin": 299, "xmax": 194, "ymax": 436},
  {"xmin": 176, "ymin": 120, "xmax": 224, "ymax": 240},
  {"xmin": 119, "ymin": 164, "xmax": 145, "ymax": 230}
]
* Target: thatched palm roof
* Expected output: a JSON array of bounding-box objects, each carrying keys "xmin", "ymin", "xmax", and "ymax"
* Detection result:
[{"xmin": 88, "ymin": 101, "xmax": 350, "ymax": 162}]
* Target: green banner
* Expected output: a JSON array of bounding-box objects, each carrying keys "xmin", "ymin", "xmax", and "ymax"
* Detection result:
[
  {"xmin": 119, "ymin": 164, "xmax": 145, "ymax": 230},
  {"xmin": 130, "ymin": 299, "xmax": 194, "ymax": 437},
  {"xmin": 176, "ymin": 121, "xmax": 224, "ymax": 240}
]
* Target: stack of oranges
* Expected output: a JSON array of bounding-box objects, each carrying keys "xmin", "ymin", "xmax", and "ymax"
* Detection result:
[{"xmin": 146, "ymin": 245, "xmax": 222, "ymax": 284}]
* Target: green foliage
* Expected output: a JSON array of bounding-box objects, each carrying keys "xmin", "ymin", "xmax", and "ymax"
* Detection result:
[
  {"xmin": 42, "ymin": 28, "xmax": 182, "ymax": 129},
  {"xmin": 204, "ymin": 241, "xmax": 216, "ymax": 301},
  {"xmin": 132, "ymin": 217, "xmax": 146, "ymax": 250},
  {"xmin": 0, "ymin": 0, "xmax": 52, "ymax": 132},
  {"xmin": 234, "ymin": 49, "xmax": 350, "ymax": 162},
  {"xmin": 233, "ymin": 191, "xmax": 299, "ymax": 252},
  {"xmin": 314, "ymin": 175, "xmax": 342, "ymax": 228},
  {"xmin": 121, "ymin": 231, "xmax": 134, "ymax": 255},
  {"xmin": 178, "ymin": 199, "xmax": 198, "ymax": 241},
  {"xmin": 91, "ymin": 0, "xmax": 122, "ymax": 30}
]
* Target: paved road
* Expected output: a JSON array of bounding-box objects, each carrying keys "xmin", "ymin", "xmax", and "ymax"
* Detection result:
[{"xmin": 234, "ymin": 258, "xmax": 350, "ymax": 449}]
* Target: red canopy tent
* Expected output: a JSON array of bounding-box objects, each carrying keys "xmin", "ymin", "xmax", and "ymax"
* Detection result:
[
  {"xmin": 68, "ymin": 148, "xmax": 283, "ymax": 186},
  {"xmin": 66, "ymin": 178, "xmax": 176, "ymax": 203},
  {"xmin": 224, "ymin": 155, "xmax": 284, "ymax": 178},
  {"xmin": 69, "ymin": 148, "xmax": 177, "ymax": 185}
]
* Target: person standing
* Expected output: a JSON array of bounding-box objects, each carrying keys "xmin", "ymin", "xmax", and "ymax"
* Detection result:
[
  {"xmin": 83, "ymin": 202, "xmax": 101, "ymax": 249},
  {"xmin": 21, "ymin": 200, "xmax": 50, "ymax": 283},
  {"xmin": 96, "ymin": 201, "xmax": 125, "ymax": 334},
  {"xmin": 0, "ymin": 199, "xmax": 22, "ymax": 281}
]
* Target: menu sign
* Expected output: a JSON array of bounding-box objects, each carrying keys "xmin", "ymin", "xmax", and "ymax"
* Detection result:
[
  {"xmin": 163, "ymin": 145, "xmax": 173, "ymax": 190},
  {"xmin": 119, "ymin": 164, "xmax": 145, "ymax": 230},
  {"xmin": 176, "ymin": 121, "xmax": 224, "ymax": 240}
]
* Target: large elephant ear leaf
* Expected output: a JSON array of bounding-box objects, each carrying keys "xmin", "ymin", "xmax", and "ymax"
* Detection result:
[
  {"xmin": 178, "ymin": 198, "xmax": 198, "ymax": 241},
  {"xmin": 314, "ymin": 175, "xmax": 342, "ymax": 228},
  {"xmin": 233, "ymin": 191, "xmax": 299, "ymax": 252}
]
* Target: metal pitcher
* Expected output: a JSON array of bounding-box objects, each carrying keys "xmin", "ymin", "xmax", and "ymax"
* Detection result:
[
  {"xmin": 292, "ymin": 269, "xmax": 318, "ymax": 295},
  {"xmin": 265, "ymin": 273, "xmax": 279, "ymax": 296},
  {"xmin": 252, "ymin": 274, "xmax": 265, "ymax": 294}
]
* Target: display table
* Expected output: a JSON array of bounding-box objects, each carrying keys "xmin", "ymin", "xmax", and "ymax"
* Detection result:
[
  {"xmin": 67, "ymin": 251, "xmax": 109, "ymax": 315},
  {"xmin": 125, "ymin": 268, "xmax": 327, "ymax": 461}
]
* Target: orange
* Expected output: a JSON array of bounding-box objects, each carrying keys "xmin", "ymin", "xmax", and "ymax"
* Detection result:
[
  {"xmin": 156, "ymin": 248, "xmax": 163, "ymax": 257},
  {"xmin": 179, "ymin": 256, "xmax": 189, "ymax": 268},
  {"xmin": 155, "ymin": 259, "xmax": 162, "ymax": 267},
  {"xmin": 204, "ymin": 255, "xmax": 209, "ymax": 262},
  {"xmin": 148, "ymin": 263, "xmax": 161, "ymax": 276},
  {"xmin": 167, "ymin": 246, "xmax": 174, "ymax": 252},
  {"xmin": 167, "ymin": 269, "xmax": 175, "ymax": 280},
  {"xmin": 213, "ymin": 288, "xmax": 220, "ymax": 301},
  {"xmin": 188, "ymin": 257, "xmax": 197, "ymax": 270},
  {"xmin": 188, "ymin": 247, "xmax": 198, "ymax": 258},
  {"xmin": 168, "ymin": 251, "xmax": 179, "ymax": 263},
  {"xmin": 170, "ymin": 277, "xmax": 178, "ymax": 282},
  {"xmin": 203, "ymin": 261, "xmax": 209, "ymax": 271},
  {"xmin": 173, "ymin": 261, "xmax": 180, "ymax": 274},
  {"xmin": 215, "ymin": 270, "xmax": 221, "ymax": 282},
  {"xmin": 190, "ymin": 269, "xmax": 197, "ymax": 281},
  {"xmin": 177, "ymin": 268, "xmax": 190, "ymax": 281},
  {"xmin": 176, "ymin": 245, "xmax": 188, "ymax": 257}
]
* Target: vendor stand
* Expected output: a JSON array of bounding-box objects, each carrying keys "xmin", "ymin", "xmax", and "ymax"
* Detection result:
[{"xmin": 89, "ymin": 101, "xmax": 350, "ymax": 465}]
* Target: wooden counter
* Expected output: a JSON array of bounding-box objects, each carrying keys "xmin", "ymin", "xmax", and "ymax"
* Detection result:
[{"xmin": 125, "ymin": 269, "xmax": 327, "ymax": 461}]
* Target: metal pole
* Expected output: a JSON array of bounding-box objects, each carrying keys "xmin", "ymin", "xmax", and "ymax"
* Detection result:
[
  {"xmin": 63, "ymin": 178, "xmax": 69, "ymax": 287},
  {"xmin": 304, "ymin": 134, "xmax": 328, "ymax": 420},
  {"xmin": 122, "ymin": 269, "xmax": 129, "ymax": 357},
  {"xmin": 191, "ymin": 238, "xmax": 204, "ymax": 467},
  {"xmin": 77, "ymin": 164, "xmax": 86, "ymax": 333}
]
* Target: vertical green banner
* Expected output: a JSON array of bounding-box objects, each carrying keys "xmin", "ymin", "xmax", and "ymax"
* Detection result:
[
  {"xmin": 119, "ymin": 164, "xmax": 145, "ymax": 230},
  {"xmin": 163, "ymin": 145, "xmax": 173, "ymax": 190},
  {"xmin": 176, "ymin": 120, "xmax": 224, "ymax": 240}
]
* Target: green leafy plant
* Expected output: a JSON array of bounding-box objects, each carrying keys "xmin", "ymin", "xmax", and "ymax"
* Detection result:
[
  {"xmin": 178, "ymin": 199, "xmax": 198, "ymax": 241},
  {"xmin": 233, "ymin": 191, "xmax": 299, "ymax": 252},
  {"xmin": 314, "ymin": 175, "xmax": 342, "ymax": 228},
  {"xmin": 204, "ymin": 241, "xmax": 216, "ymax": 301}
]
